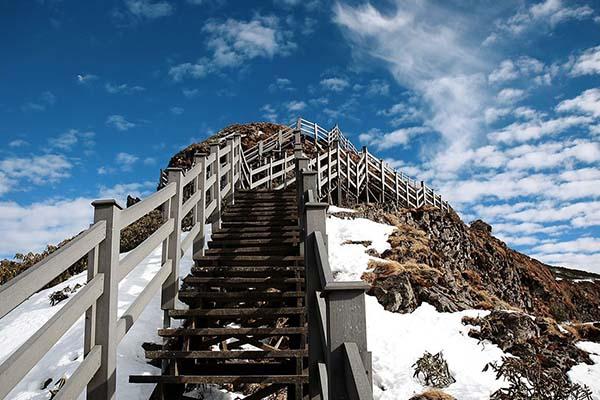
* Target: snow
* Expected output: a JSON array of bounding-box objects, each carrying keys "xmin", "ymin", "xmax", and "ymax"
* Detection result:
[
  {"xmin": 327, "ymin": 205, "xmax": 355, "ymax": 213},
  {"xmin": 569, "ymin": 341, "xmax": 600, "ymax": 399},
  {"xmin": 0, "ymin": 228, "xmax": 210, "ymax": 400},
  {"xmin": 326, "ymin": 215, "xmax": 508, "ymax": 399},
  {"xmin": 327, "ymin": 215, "xmax": 395, "ymax": 281}
]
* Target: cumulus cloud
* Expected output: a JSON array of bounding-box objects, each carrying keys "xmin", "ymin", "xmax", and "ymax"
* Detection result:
[
  {"xmin": 569, "ymin": 45, "xmax": 600, "ymax": 76},
  {"xmin": 115, "ymin": 152, "xmax": 139, "ymax": 170},
  {"xmin": 50, "ymin": 129, "xmax": 95, "ymax": 151},
  {"xmin": 320, "ymin": 77, "xmax": 350, "ymax": 92},
  {"xmin": 169, "ymin": 15, "xmax": 295, "ymax": 81},
  {"xmin": 0, "ymin": 154, "xmax": 73, "ymax": 195},
  {"xmin": 106, "ymin": 114, "xmax": 136, "ymax": 131},
  {"xmin": 359, "ymin": 126, "xmax": 429, "ymax": 151},
  {"xmin": 486, "ymin": 0, "xmax": 594, "ymax": 43},
  {"xmin": 105, "ymin": 82, "xmax": 145, "ymax": 94},
  {"xmin": 125, "ymin": 0, "xmax": 173, "ymax": 19},
  {"xmin": 76, "ymin": 73, "xmax": 98, "ymax": 84},
  {"xmin": 286, "ymin": 100, "xmax": 306, "ymax": 112},
  {"xmin": 556, "ymin": 88, "xmax": 600, "ymax": 118}
]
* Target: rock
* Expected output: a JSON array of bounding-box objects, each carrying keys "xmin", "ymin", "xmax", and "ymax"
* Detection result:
[
  {"xmin": 409, "ymin": 390, "xmax": 456, "ymax": 400},
  {"xmin": 126, "ymin": 195, "xmax": 141, "ymax": 207},
  {"xmin": 470, "ymin": 219, "xmax": 492, "ymax": 234}
]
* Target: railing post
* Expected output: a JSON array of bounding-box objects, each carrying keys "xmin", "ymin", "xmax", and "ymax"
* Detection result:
[
  {"xmin": 336, "ymin": 143, "xmax": 342, "ymax": 206},
  {"xmin": 325, "ymin": 287, "xmax": 371, "ymax": 400},
  {"xmin": 327, "ymin": 146, "xmax": 332, "ymax": 204},
  {"xmin": 380, "ymin": 159, "xmax": 385, "ymax": 203},
  {"xmin": 193, "ymin": 153, "xmax": 208, "ymax": 260},
  {"xmin": 346, "ymin": 150, "xmax": 351, "ymax": 205},
  {"xmin": 209, "ymin": 142, "xmax": 221, "ymax": 231},
  {"xmin": 362, "ymin": 147, "xmax": 370, "ymax": 203},
  {"xmin": 302, "ymin": 171, "xmax": 328, "ymax": 400},
  {"xmin": 227, "ymin": 136, "xmax": 235, "ymax": 203},
  {"xmin": 87, "ymin": 200, "xmax": 121, "ymax": 400},
  {"xmin": 162, "ymin": 168, "xmax": 183, "ymax": 312},
  {"xmin": 234, "ymin": 133, "xmax": 242, "ymax": 189}
]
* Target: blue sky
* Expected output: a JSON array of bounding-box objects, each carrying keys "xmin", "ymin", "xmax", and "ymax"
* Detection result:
[{"xmin": 0, "ymin": 0, "xmax": 599, "ymax": 272}]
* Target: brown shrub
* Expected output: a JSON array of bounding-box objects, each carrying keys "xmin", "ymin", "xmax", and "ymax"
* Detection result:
[{"xmin": 409, "ymin": 389, "xmax": 456, "ymax": 400}]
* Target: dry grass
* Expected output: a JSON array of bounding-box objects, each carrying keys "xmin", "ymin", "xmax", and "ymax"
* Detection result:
[{"xmin": 410, "ymin": 389, "xmax": 456, "ymax": 400}]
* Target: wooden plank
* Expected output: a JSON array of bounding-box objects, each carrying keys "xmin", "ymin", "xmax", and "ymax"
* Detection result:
[
  {"xmin": 0, "ymin": 220, "xmax": 105, "ymax": 319},
  {"xmin": 52, "ymin": 345, "xmax": 102, "ymax": 400},
  {"xmin": 344, "ymin": 343, "xmax": 373, "ymax": 400},
  {"xmin": 119, "ymin": 183, "xmax": 176, "ymax": 228},
  {"xmin": 145, "ymin": 350, "xmax": 308, "ymax": 359},
  {"xmin": 181, "ymin": 189, "xmax": 201, "ymax": 216},
  {"xmin": 129, "ymin": 375, "xmax": 308, "ymax": 384},
  {"xmin": 0, "ymin": 274, "xmax": 104, "ymax": 399},
  {"xmin": 157, "ymin": 327, "xmax": 307, "ymax": 337},
  {"xmin": 169, "ymin": 307, "xmax": 305, "ymax": 318},
  {"xmin": 119, "ymin": 219, "xmax": 174, "ymax": 281}
]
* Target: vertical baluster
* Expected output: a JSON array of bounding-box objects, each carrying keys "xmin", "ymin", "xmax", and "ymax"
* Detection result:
[{"xmin": 87, "ymin": 200, "xmax": 121, "ymax": 400}]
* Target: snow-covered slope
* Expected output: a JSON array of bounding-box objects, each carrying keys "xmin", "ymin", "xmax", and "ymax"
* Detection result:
[{"xmin": 326, "ymin": 212, "xmax": 600, "ymax": 399}]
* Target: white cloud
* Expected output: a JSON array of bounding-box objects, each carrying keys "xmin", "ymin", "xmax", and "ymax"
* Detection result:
[
  {"xmin": 268, "ymin": 77, "xmax": 294, "ymax": 92},
  {"xmin": 496, "ymin": 88, "xmax": 526, "ymax": 104},
  {"xmin": 556, "ymin": 88, "xmax": 600, "ymax": 118},
  {"xmin": 170, "ymin": 106, "xmax": 184, "ymax": 115},
  {"xmin": 51, "ymin": 129, "xmax": 95, "ymax": 151},
  {"xmin": 261, "ymin": 104, "xmax": 278, "ymax": 122},
  {"xmin": 204, "ymin": 15, "xmax": 296, "ymax": 68},
  {"xmin": 106, "ymin": 115, "xmax": 136, "ymax": 131},
  {"xmin": 533, "ymin": 251, "xmax": 600, "ymax": 272},
  {"xmin": 489, "ymin": 115, "xmax": 592, "ymax": 144},
  {"xmin": 8, "ymin": 139, "xmax": 29, "ymax": 148},
  {"xmin": 105, "ymin": 82, "xmax": 145, "ymax": 94},
  {"xmin": 487, "ymin": 0, "xmax": 594, "ymax": 42},
  {"xmin": 488, "ymin": 56, "xmax": 549, "ymax": 84},
  {"xmin": 98, "ymin": 181, "xmax": 154, "ymax": 205},
  {"xmin": 22, "ymin": 91, "xmax": 56, "ymax": 112},
  {"xmin": 169, "ymin": 61, "xmax": 210, "ymax": 81},
  {"xmin": 320, "ymin": 77, "xmax": 349, "ymax": 92},
  {"xmin": 359, "ymin": 126, "xmax": 429, "ymax": 151},
  {"xmin": 0, "ymin": 198, "xmax": 94, "ymax": 257},
  {"xmin": 115, "ymin": 152, "xmax": 139, "ymax": 171},
  {"xmin": 169, "ymin": 16, "xmax": 295, "ymax": 81},
  {"xmin": 286, "ymin": 100, "xmax": 306, "ymax": 112},
  {"xmin": 334, "ymin": 1, "xmax": 491, "ymax": 172},
  {"xmin": 76, "ymin": 74, "xmax": 98, "ymax": 84},
  {"xmin": 0, "ymin": 154, "xmax": 73, "ymax": 195},
  {"xmin": 570, "ymin": 46, "xmax": 600, "ymax": 76},
  {"xmin": 182, "ymin": 88, "xmax": 199, "ymax": 98},
  {"xmin": 125, "ymin": 0, "xmax": 173, "ymax": 19}
]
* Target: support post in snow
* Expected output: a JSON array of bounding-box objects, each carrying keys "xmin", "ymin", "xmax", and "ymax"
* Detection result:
[
  {"xmin": 327, "ymin": 145, "xmax": 332, "ymax": 204},
  {"xmin": 193, "ymin": 152, "xmax": 208, "ymax": 260},
  {"xmin": 162, "ymin": 168, "xmax": 183, "ymax": 312},
  {"xmin": 346, "ymin": 149, "xmax": 351, "ymax": 205},
  {"xmin": 86, "ymin": 200, "xmax": 121, "ymax": 400},
  {"xmin": 209, "ymin": 142, "xmax": 221, "ymax": 231},
  {"xmin": 380, "ymin": 159, "xmax": 385, "ymax": 203},
  {"xmin": 363, "ymin": 146, "xmax": 370, "ymax": 203},
  {"xmin": 336, "ymin": 142, "xmax": 342, "ymax": 206},
  {"xmin": 227, "ymin": 136, "xmax": 235, "ymax": 204}
]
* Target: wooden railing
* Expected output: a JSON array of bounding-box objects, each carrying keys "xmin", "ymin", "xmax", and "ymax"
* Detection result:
[
  {"xmin": 0, "ymin": 135, "xmax": 242, "ymax": 400},
  {"xmin": 296, "ymin": 159, "xmax": 373, "ymax": 400}
]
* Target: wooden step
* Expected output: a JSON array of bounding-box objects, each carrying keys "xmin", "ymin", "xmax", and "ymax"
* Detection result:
[
  {"xmin": 145, "ymin": 350, "xmax": 308, "ymax": 359},
  {"xmin": 223, "ymin": 211, "xmax": 299, "ymax": 218},
  {"xmin": 194, "ymin": 255, "xmax": 303, "ymax": 266},
  {"xmin": 226, "ymin": 205, "xmax": 298, "ymax": 211},
  {"xmin": 207, "ymin": 238, "xmax": 299, "ymax": 248},
  {"xmin": 215, "ymin": 226, "xmax": 300, "ymax": 234},
  {"xmin": 130, "ymin": 374, "xmax": 308, "ymax": 384},
  {"xmin": 221, "ymin": 220, "xmax": 297, "ymax": 227},
  {"xmin": 157, "ymin": 326, "xmax": 307, "ymax": 337},
  {"xmin": 191, "ymin": 266, "xmax": 304, "ymax": 278},
  {"xmin": 204, "ymin": 246, "xmax": 296, "ymax": 256},
  {"xmin": 211, "ymin": 232, "xmax": 300, "ymax": 240},
  {"xmin": 169, "ymin": 307, "xmax": 305, "ymax": 319},
  {"xmin": 184, "ymin": 276, "xmax": 303, "ymax": 285},
  {"xmin": 179, "ymin": 290, "xmax": 304, "ymax": 300}
]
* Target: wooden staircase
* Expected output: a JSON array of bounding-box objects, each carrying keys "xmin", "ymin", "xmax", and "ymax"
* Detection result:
[{"xmin": 130, "ymin": 189, "xmax": 308, "ymax": 399}]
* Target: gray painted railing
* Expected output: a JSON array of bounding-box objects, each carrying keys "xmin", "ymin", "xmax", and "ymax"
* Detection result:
[
  {"xmin": 296, "ymin": 153, "xmax": 373, "ymax": 400},
  {"xmin": 0, "ymin": 135, "xmax": 242, "ymax": 400}
]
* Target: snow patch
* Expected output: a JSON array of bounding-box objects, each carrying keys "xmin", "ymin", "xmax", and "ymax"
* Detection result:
[{"xmin": 569, "ymin": 341, "xmax": 600, "ymax": 399}]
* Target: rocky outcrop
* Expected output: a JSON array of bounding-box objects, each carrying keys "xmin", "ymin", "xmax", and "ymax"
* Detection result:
[{"xmin": 338, "ymin": 203, "xmax": 600, "ymax": 322}]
